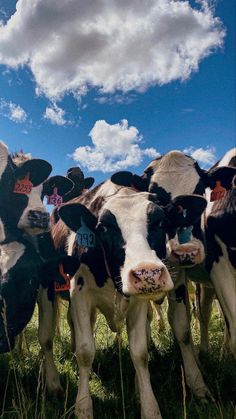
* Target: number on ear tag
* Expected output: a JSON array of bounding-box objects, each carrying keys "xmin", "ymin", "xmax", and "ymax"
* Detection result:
[
  {"xmin": 13, "ymin": 174, "xmax": 33, "ymax": 195},
  {"xmin": 177, "ymin": 226, "xmax": 193, "ymax": 244},
  {"xmin": 76, "ymin": 217, "xmax": 95, "ymax": 248},
  {"xmin": 54, "ymin": 264, "xmax": 71, "ymax": 292},
  {"xmin": 47, "ymin": 187, "xmax": 63, "ymax": 206},
  {"xmin": 210, "ymin": 181, "xmax": 227, "ymax": 201}
]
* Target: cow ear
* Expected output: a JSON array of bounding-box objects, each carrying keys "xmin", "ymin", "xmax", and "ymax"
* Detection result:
[
  {"xmin": 111, "ymin": 171, "xmax": 148, "ymax": 191},
  {"xmin": 165, "ymin": 194, "xmax": 207, "ymax": 227},
  {"xmin": 43, "ymin": 176, "xmax": 74, "ymax": 197},
  {"xmin": 15, "ymin": 159, "xmax": 52, "ymax": 186},
  {"xmin": 206, "ymin": 166, "xmax": 236, "ymax": 190},
  {"xmin": 58, "ymin": 203, "xmax": 97, "ymax": 232}
]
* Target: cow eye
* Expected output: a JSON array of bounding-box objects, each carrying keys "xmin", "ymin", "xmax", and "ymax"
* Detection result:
[{"xmin": 96, "ymin": 222, "xmax": 107, "ymax": 234}]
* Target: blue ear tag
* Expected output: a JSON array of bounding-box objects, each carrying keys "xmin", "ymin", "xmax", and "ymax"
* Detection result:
[
  {"xmin": 177, "ymin": 226, "xmax": 193, "ymax": 244},
  {"xmin": 76, "ymin": 217, "xmax": 95, "ymax": 248}
]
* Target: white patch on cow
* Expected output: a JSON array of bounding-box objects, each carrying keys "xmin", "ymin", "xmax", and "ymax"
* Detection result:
[
  {"xmin": 67, "ymin": 231, "xmax": 76, "ymax": 256},
  {"xmin": 102, "ymin": 188, "xmax": 173, "ymax": 295},
  {"xmin": 0, "ymin": 219, "xmax": 6, "ymax": 243},
  {"xmin": 210, "ymin": 235, "xmax": 236, "ymax": 358},
  {"xmin": 0, "ymin": 241, "xmax": 25, "ymax": 275},
  {"xmin": 149, "ymin": 151, "xmax": 200, "ymax": 198},
  {"xmin": 17, "ymin": 184, "xmax": 50, "ymax": 234},
  {"xmin": 0, "ymin": 141, "xmax": 9, "ymax": 179},
  {"xmin": 218, "ymin": 148, "xmax": 236, "ymax": 167}
]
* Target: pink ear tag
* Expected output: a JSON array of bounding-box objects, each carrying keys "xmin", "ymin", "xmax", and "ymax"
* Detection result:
[
  {"xmin": 47, "ymin": 187, "xmax": 63, "ymax": 206},
  {"xmin": 14, "ymin": 174, "xmax": 33, "ymax": 195},
  {"xmin": 210, "ymin": 181, "xmax": 227, "ymax": 202}
]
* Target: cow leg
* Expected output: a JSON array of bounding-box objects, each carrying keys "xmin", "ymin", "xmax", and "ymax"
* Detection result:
[
  {"xmin": 210, "ymin": 259, "xmax": 236, "ymax": 359},
  {"xmin": 127, "ymin": 299, "xmax": 162, "ymax": 419},
  {"xmin": 38, "ymin": 286, "xmax": 62, "ymax": 396},
  {"xmin": 168, "ymin": 274, "xmax": 212, "ymax": 401},
  {"xmin": 70, "ymin": 288, "xmax": 95, "ymax": 419},
  {"xmin": 198, "ymin": 285, "xmax": 215, "ymax": 353}
]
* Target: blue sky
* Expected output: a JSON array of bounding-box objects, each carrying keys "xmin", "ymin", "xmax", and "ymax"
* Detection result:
[{"xmin": 0, "ymin": 0, "xmax": 235, "ymax": 185}]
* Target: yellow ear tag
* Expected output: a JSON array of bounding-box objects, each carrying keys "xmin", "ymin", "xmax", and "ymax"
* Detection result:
[
  {"xmin": 54, "ymin": 264, "xmax": 71, "ymax": 292},
  {"xmin": 210, "ymin": 181, "xmax": 227, "ymax": 202},
  {"xmin": 13, "ymin": 174, "xmax": 33, "ymax": 194}
]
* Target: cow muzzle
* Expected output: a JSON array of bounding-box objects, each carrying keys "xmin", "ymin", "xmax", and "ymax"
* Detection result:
[
  {"xmin": 168, "ymin": 239, "xmax": 205, "ymax": 267},
  {"xmin": 27, "ymin": 210, "xmax": 50, "ymax": 230},
  {"xmin": 126, "ymin": 262, "xmax": 173, "ymax": 298}
]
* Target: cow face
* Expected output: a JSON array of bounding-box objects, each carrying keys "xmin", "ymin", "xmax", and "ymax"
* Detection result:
[
  {"xmin": 59, "ymin": 190, "xmax": 174, "ymax": 300},
  {"xmin": 0, "ymin": 142, "xmax": 54, "ymax": 237},
  {"xmin": 164, "ymin": 194, "xmax": 207, "ymax": 266}
]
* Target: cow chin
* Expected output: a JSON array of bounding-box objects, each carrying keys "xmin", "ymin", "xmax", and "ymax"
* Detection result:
[{"xmin": 167, "ymin": 238, "xmax": 205, "ymax": 267}]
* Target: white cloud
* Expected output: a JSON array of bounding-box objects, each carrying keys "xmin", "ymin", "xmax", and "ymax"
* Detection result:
[
  {"xmin": 183, "ymin": 146, "xmax": 216, "ymax": 166},
  {"xmin": 43, "ymin": 103, "xmax": 67, "ymax": 126},
  {"xmin": 72, "ymin": 119, "xmax": 160, "ymax": 172},
  {"xmin": 0, "ymin": 0, "xmax": 225, "ymax": 99},
  {"xmin": 0, "ymin": 98, "xmax": 27, "ymax": 123}
]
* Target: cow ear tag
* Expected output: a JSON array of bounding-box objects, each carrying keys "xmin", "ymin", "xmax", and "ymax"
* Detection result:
[
  {"xmin": 47, "ymin": 187, "xmax": 63, "ymax": 206},
  {"xmin": 177, "ymin": 226, "xmax": 193, "ymax": 244},
  {"xmin": 13, "ymin": 173, "xmax": 33, "ymax": 195},
  {"xmin": 54, "ymin": 263, "xmax": 71, "ymax": 292},
  {"xmin": 76, "ymin": 217, "xmax": 95, "ymax": 248},
  {"xmin": 210, "ymin": 181, "xmax": 227, "ymax": 202}
]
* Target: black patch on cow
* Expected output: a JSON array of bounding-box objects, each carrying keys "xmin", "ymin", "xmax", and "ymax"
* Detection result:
[
  {"xmin": 77, "ymin": 276, "xmax": 84, "ymax": 290},
  {"xmin": 206, "ymin": 188, "xmax": 236, "ymax": 272},
  {"xmin": 148, "ymin": 184, "xmax": 171, "ymax": 206},
  {"xmin": 147, "ymin": 202, "xmax": 166, "ymax": 259},
  {"xmin": 175, "ymin": 284, "xmax": 187, "ymax": 304}
]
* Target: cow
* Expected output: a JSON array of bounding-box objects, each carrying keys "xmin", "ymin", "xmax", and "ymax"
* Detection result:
[
  {"xmin": 51, "ymin": 176, "xmax": 207, "ymax": 419},
  {"xmin": 197, "ymin": 148, "xmax": 236, "ymax": 358},
  {"xmin": 0, "ymin": 141, "xmax": 79, "ymax": 352},
  {"xmin": 111, "ymin": 150, "xmax": 216, "ymax": 402}
]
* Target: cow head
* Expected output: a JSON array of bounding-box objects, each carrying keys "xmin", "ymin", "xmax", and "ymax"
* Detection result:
[
  {"xmin": 63, "ymin": 167, "xmax": 95, "ymax": 202},
  {"xmin": 58, "ymin": 189, "xmax": 174, "ymax": 301},
  {"xmin": 0, "ymin": 141, "xmax": 52, "ymax": 239},
  {"xmin": 111, "ymin": 167, "xmax": 207, "ymax": 268}
]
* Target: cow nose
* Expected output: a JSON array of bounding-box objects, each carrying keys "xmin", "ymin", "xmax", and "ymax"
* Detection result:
[
  {"xmin": 129, "ymin": 263, "xmax": 173, "ymax": 294},
  {"xmin": 174, "ymin": 250, "xmax": 199, "ymax": 265},
  {"xmin": 28, "ymin": 210, "xmax": 50, "ymax": 229}
]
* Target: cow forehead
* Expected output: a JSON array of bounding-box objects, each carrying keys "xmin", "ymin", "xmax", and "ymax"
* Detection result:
[
  {"xmin": 147, "ymin": 152, "xmax": 200, "ymax": 198},
  {"xmin": 102, "ymin": 191, "xmax": 153, "ymax": 224},
  {"xmin": 26, "ymin": 184, "xmax": 45, "ymax": 208}
]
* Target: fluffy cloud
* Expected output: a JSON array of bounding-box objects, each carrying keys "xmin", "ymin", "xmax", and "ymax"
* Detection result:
[
  {"xmin": 43, "ymin": 103, "xmax": 67, "ymax": 126},
  {"xmin": 0, "ymin": 0, "xmax": 225, "ymax": 99},
  {"xmin": 72, "ymin": 119, "xmax": 160, "ymax": 172},
  {"xmin": 0, "ymin": 98, "xmax": 27, "ymax": 123},
  {"xmin": 183, "ymin": 146, "xmax": 216, "ymax": 166}
]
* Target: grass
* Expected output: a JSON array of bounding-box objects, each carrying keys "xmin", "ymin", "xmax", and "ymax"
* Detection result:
[{"xmin": 0, "ymin": 299, "xmax": 236, "ymax": 419}]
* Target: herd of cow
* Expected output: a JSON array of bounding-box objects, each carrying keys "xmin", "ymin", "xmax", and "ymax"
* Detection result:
[{"xmin": 0, "ymin": 139, "xmax": 235, "ymax": 419}]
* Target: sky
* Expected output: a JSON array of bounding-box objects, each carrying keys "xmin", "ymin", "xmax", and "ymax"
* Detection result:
[{"xmin": 0, "ymin": 0, "xmax": 235, "ymax": 186}]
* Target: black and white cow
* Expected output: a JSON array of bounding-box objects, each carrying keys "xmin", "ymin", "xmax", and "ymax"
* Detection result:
[
  {"xmin": 50, "ymin": 177, "xmax": 207, "ymax": 419},
  {"xmin": 198, "ymin": 148, "xmax": 236, "ymax": 358},
  {"xmin": 0, "ymin": 141, "xmax": 79, "ymax": 352},
  {"xmin": 112, "ymin": 150, "xmax": 215, "ymax": 402}
]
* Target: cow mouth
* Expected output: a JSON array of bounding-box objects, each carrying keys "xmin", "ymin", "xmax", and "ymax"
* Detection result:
[{"xmin": 28, "ymin": 211, "xmax": 50, "ymax": 230}]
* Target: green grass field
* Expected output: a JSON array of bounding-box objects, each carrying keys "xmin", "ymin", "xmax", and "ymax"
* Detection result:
[{"xmin": 0, "ymin": 300, "xmax": 236, "ymax": 419}]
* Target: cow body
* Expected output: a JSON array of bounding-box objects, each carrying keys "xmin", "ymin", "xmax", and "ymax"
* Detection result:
[
  {"xmin": 50, "ymin": 180, "xmax": 179, "ymax": 418},
  {"xmin": 0, "ymin": 142, "xmax": 78, "ymax": 352},
  {"xmin": 199, "ymin": 148, "xmax": 236, "ymax": 357},
  {"xmin": 112, "ymin": 151, "xmax": 213, "ymax": 401}
]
